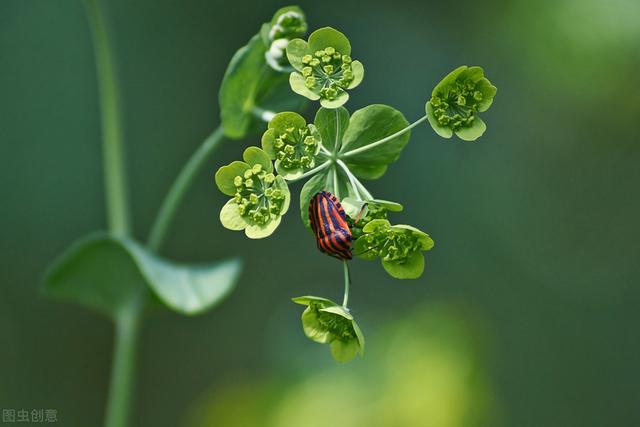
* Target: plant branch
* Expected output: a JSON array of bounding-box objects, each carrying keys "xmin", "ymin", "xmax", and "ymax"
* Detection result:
[
  {"xmin": 147, "ymin": 126, "xmax": 226, "ymax": 252},
  {"xmin": 288, "ymin": 160, "xmax": 332, "ymax": 183},
  {"xmin": 342, "ymin": 261, "xmax": 350, "ymax": 307},
  {"xmin": 85, "ymin": 0, "xmax": 130, "ymax": 237},
  {"xmin": 340, "ymin": 114, "xmax": 427, "ymax": 158}
]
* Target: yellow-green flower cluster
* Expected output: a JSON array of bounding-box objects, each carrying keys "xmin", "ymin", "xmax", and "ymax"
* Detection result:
[
  {"xmin": 231, "ymin": 164, "xmax": 285, "ymax": 225},
  {"xmin": 301, "ymin": 47, "xmax": 354, "ymax": 101}
]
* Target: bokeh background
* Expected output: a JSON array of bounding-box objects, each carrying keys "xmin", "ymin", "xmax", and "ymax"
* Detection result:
[{"xmin": 1, "ymin": 0, "xmax": 639, "ymax": 425}]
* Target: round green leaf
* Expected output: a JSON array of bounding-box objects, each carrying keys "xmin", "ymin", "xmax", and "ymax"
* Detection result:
[
  {"xmin": 348, "ymin": 60, "xmax": 364, "ymax": 89},
  {"xmin": 314, "ymin": 107, "xmax": 350, "ymax": 152},
  {"xmin": 242, "ymin": 146, "xmax": 273, "ymax": 172},
  {"xmin": 292, "ymin": 295, "xmax": 338, "ymax": 307},
  {"xmin": 275, "ymin": 160, "xmax": 304, "ymax": 180},
  {"xmin": 426, "ymin": 101, "xmax": 454, "ymax": 139},
  {"xmin": 285, "ymin": 38, "xmax": 309, "ymax": 71},
  {"xmin": 268, "ymin": 111, "xmax": 307, "ymax": 133},
  {"xmin": 477, "ymin": 78, "xmax": 498, "ymax": 112},
  {"xmin": 307, "ymin": 27, "xmax": 351, "ymax": 55},
  {"xmin": 301, "ymin": 306, "xmax": 332, "ymax": 343},
  {"xmin": 215, "ymin": 161, "xmax": 250, "ymax": 196},
  {"xmin": 273, "ymin": 175, "xmax": 291, "ymax": 215},
  {"xmin": 289, "ymin": 72, "xmax": 321, "ymax": 100},
  {"xmin": 261, "ymin": 128, "xmax": 277, "ymax": 158},
  {"xmin": 368, "ymin": 199, "xmax": 404, "ymax": 212},
  {"xmin": 330, "ymin": 338, "xmax": 360, "ymax": 363},
  {"xmin": 320, "ymin": 305, "xmax": 354, "ymax": 320},
  {"xmin": 382, "ymin": 251, "xmax": 425, "ymax": 279},
  {"xmin": 454, "ymin": 116, "xmax": 487, "ymax": 141},
  {"xmin": 432, "ymin": 65, "xmax": 467, "ymax": 96},
  {"xmin": 319, "ymin": 90, "xmax": 349, "ymax": 109},
  {"xmin": 220, "ymin": 199, "xmax": 248, "ymax": 231},
  {"xmin": 245, "ymin": 215, "xmax": 282, "ymax": 239}
]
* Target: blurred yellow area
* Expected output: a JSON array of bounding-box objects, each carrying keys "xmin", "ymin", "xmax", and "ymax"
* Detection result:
[{"xmin": 186, "ymin": 304, "xmax": 500, "ymax": 427}]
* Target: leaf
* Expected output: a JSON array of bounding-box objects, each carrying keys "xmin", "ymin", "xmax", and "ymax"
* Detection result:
[
  {"xmin": 314, "ymin": 107, "xmax": 350, "ymax": 152},
  {"xmin": 340, "ymin": 104, "xmax": 411, "ymax": 180},
  {"xmin": 382, "ymin": 251, "xmax": 425, "ymax": 279},
  {"xmin": 215, "ymin": 161, "xmax": 250, "ymax": 196},
  {"xmin": 219, "ymin": 34, "xmax": 268, "ymax": 139},
  {"xmin": 299, "ymin": 171, "xmax": 329, "ymax": 229},
  {"xmin": 43, "ymin": 234, "xmax": 242, "ymax": 317},
  {"xmin": 307, "ymin": 27, "xmax": 351, "ymax": 55}
]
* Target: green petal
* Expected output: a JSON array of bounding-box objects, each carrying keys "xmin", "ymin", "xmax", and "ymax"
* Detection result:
[
  {"xmin": 461, "ymin": 65, "xmax": 484, "ymax": 83},
  {"xmin": 368, "ymin": 199, "xmax": 403, "ymax": 212},
  {"xmin": 273, "ymin": 175, "xmax": 291, "ymax": 215},
  {"xmin": 220, "ymin": 199, "xmax": 248, "ymax": 231},
  {"xmin": 352, "ymin": 320, "xmax": 365, "ymax": 355},
  {"xmin": 392, "ymin": 224, "xmax": 435, "ymax": 250},
  {"xmin": 353, "ymin": 237, "xmax": 378, "ymax": 261},
  {"xmin": 382, "ymin": 251, "xmax": 425, "ymax": 279},
  {"xmin": 261, "ymin": 128, "xmax": 277, "ymax": 159},
  {"xmin": 291, "ymin": 295, "xmax": 338, "ymax": 307},
  {"xmin": 319, "ymin": 90, "xmax": 349, "ymax": 109},
  {"xmin": 285, "ymin": 38, "xmax": 309, "ymax": 71},
  {"xmin": 301, "ymin": 306, "xmax": 333, "ymax": 343},
  {"xmin": 362, "ymin": 218, "xmax": 392, "ymax": 233},
  {"xmin": 426, "ymin": 101, "xmax": 454, "ymax": 139},
  {"xmin": 348, "ymin": 60, "xmax": 364, "ymax": 89},
  {"xmin": 308, "ymin": 27, "xmax": 351, "ymax": 55},
  {"xmin": 476, "ymin": 78, "xmax": 497, "ymax": 112},
  {"xmin": 215, "ymin": 161, "xmax": 251, "ymax": 196},
  {"xmin": 432, "ymin": 65, "xmax": 467, "ymax": 96},
  {"xmin": 244, "ymin": 215, "xmax": 282, "ymax": 239},
  {"xmin": 275, "ymin": 160, "xmax": 304, "ymax": 181},
  {"xmin": 330, "ymin": 338, "xmax": 360, "ymax": 363},
  {"xmin": 455, "ymin": 116, "xmax": 486, "ymax": 141},
  {"xmin": 242, "ymin": 146, "xmax": 273, "ymax": 172},
  {"xmin": 289, "ymin": 72, "xmax": 321, "ymax": 100},
  {"xmin": 320, "ymin": 305, "xmax": 354, "ymax": 320},
  {"xmin": 268, "ymin": 111, "xmax": 307, "ymax": 133}
]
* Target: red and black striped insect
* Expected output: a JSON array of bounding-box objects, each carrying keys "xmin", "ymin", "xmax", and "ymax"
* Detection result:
[{"xmin": 309, "ymin": 191, "xmax": 353, "ymax": 260}]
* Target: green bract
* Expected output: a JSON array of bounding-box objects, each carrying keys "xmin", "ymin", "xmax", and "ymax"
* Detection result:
[
  {"xmin": 215, "ymin": 147, "xmax": 290, "ymax": 239},
  {"xmin": 292, "ymin": 296, "xmax": 365, "ymax": 362},
  {"xmin": 354, "ymin": 219, "xmax": 434, "ymax": 279},
  {"xmin": 261, "ymin": 112, "xmax": 321, "ymax": 180},
  {"xmin": 286, "ymin": 27, "xmax": 364, "ymax": 108},
  {"xmin": 426, "ymin": 65, "xmax": 497, "ymax": 141}
]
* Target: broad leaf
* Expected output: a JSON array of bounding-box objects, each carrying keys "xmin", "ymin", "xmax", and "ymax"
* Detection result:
[
  {"xmin": 314, "ymin": 107, "xmax": 349, "ymax": 152},
  {"xmin": 43, "ymin": 234, "xmax": 242, "ymax": 317},
  {"xmin": 340, "ymin": 104, "xmax": 410, "ymax": 180}
]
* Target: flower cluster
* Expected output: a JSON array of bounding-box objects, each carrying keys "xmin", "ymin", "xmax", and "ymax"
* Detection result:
[
  {"xmin": 354, "ymin": 219, "xmax": 434, "ymax": 279},
  {"xmin": 264, "ymin": 7, "xmax": 308, "ymax": 71},
  {"xmin": 261, "ymin": 112, "xmax": 321, "ymax": 179},
  {"xmin": 292, "ymin": 296, "xmax": 365, "ymax": 363},
  {"xmin": 426, "ymin": 65, "xmax": 497, "ymax": 141},
  {"xmin": 215, "ymin": 147, "xmax": 290, "ymax": 239},
  {"xmin": 286, "ymin": 27, "xmax": 364, "ymax": 108}
]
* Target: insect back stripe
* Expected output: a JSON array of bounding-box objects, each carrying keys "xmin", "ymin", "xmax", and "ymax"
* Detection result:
[
  {"xmin": 322, "ymin": 196, "xmax": 352, "ymax": 249},
  {"xmin": 318, "ymin": 196, "xmax": 352, "ymax": 259}
]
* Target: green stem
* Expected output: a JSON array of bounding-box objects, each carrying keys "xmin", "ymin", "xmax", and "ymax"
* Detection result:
[
  {"xmin": 288, "ymin": 160, "xmax": 332, "ymax": 183},
  {"xmin": 105, "ymin": 293, "xmax": 143, "ymax": 427},
  {"xmin": 342, "ymin": 261, "xmax": 350, "ymax": 307},
  {"xmin": 340, "ymin": 115, "xmax": 427, "ymax": 158},
  {"xmin": 85, "ymin": 0, "xmax": 130, "ymax": 236},
  {"xmin": 147, "ymin": 126, "xmax": 226, "ymax": 252}
]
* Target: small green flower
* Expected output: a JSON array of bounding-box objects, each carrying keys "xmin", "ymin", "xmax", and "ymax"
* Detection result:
[
  {"xmin": 342, "ymin": 198, "xmax": 404, "ymax": 240},
  {"xmin": 215, "ymin": 147, "xmax": 290, "ymax": 239},
  {"xmin": 354, "ymin": 219, "xmax": 434, "ymax": 279},
  {"xmin": 286, "ymin": 27, "xmax": 364, "ymax": 108},
  {"xmin": 261, "ymin": 112, "xmax": 322, "ymax": 180},
  {"xmin": 263, "ymin": 6, "xmax": 308, "ymax": 71},
  {"xmin": 292, "ymin": 296, "xmax": 365, "ymax": 363},
  {"xmin": 426, "ymin": 66, "xmax": 497, "ymax": 141}
]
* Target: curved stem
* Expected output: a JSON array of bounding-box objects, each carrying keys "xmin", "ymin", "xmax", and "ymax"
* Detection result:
[
  {"xmin": 332, "ymin": 166, "xmax": 340, "ymax": 199},
  {"xmin": 342, "ymin": 261, "xmax": 350, "ymax": 308},
  {"xmin": 340, "ymin": 115, "xmax": 427, "ymax": 158},
  {"xmin": 336, "ymin": 160, "xmax": 373, "ymax": 201},
  {"xmin": 85, "ymin": 0, "xmax": 130, "ymax": 237},
  {"xmin": 288, "ymin": 160, "xmax": 332, "ymax": 183},
  {"xmin": 147, "ymin": 126, "xmax": 225, "ymax": 252},
  {"xmin": 336, "ymin": 159, "xmax": 361, "ymax": 200}
]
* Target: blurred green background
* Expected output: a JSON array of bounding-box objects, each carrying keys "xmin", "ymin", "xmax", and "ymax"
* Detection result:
[{"xmin": 1, "ymin": 0, "xmax": 639, "ymax": 425}]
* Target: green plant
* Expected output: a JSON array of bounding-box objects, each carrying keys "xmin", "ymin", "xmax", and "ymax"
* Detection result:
[
  {"xmin": 215, "ymin": 21, "xmax": 497, "ymax": 362},
  {"xmin": 42, "ymin": 4, "xmax": 310, "ymax": 427}
]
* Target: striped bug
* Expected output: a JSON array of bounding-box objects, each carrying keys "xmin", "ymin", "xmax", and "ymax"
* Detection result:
[{"xmin": 308, "ymin": 191, "xmax": 354, "ymax": 260}]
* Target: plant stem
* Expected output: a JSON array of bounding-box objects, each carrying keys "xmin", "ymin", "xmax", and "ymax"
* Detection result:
[
  {"xmin": 85, "ymin": 0, "xmax": 130, "ymax": 237},
  {"xmin": 342, "ymin": 261, "xmax": 350, "ymax": 307},
  {"xmin": 105, "ymin": 293, "xmax": 143, "ymax": 427},
  {"xmin": 147, "ymin": 126, "xmax": 226, "ymax": 252},
  {"xmin": 288, "ymin": 160, "xmax": 332, "ymax": 183},
  {"xmin": 340, "ymin": 115, "xmax": 428, "ymax": 158}
]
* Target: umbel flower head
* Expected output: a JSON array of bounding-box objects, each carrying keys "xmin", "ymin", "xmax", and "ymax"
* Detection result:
[
  {"xmin": 286, "ymin": 27, "xmax": 364, "ymax": 108},
  {"xmin": 263, "ymin": 6, "xmax": 308, "ymax": 71},
  {"xmin": 215, "ymin": 147, "xmax": 290, "ymax": 239},
  {"xmin": 261, "ymin": 112, "xmax": 321, "ymax": 180},
  {"xmin": 426, "ymin": 65, "xmax": 497, "ymax": 141},
  {"xmin": 354, "ymin": 219, "xmax": 434, "ymax": 279},
  {"xmin": 292, "ymin": 296, "xmax": 365, "ymax": 363}
]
